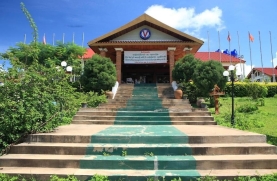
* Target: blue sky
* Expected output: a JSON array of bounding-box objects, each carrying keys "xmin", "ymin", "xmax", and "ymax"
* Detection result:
[{"xmin": 1, "ymin": 0, "xmax": 277, "ymax": 74}]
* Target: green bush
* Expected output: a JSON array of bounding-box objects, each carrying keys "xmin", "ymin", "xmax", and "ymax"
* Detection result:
[
  {"xmin": 87, "ymin": 91, "xmax": 107, "ymax": 108},
  {"xmin": 80, "ymin": 54, "xmax": 116, "ymax": 93},
  {"xmin": 179, "ymin": 82, "xmax": 199, "ymax": 103},
  {"xmin": 265, "ymin": 84, "xmax": 277, "ymax": 97},
  {"xmin": 224, "ymin": 82, "xmax": 248, "ymax": 97},
  {"xmin": 172, "ymin": 54, "xmax": 201, "ymax": 82},
  {"xmin": 192, "ymin": 60, "xmax": 227, "ymax": 97},
  {"xmin": 0, "ymin": 62, "xmax": 83, "ymax": 154},
  {"xmin": 237, "ymin": 104, "xmax": 258, "ymax": 113},
  {"xmin": 245, "ymin": 83, "xmax": 268, "ymax": 99},
  {"xmin": 215, "ymin": 112, "xmax": 264, "ymax": 130}
]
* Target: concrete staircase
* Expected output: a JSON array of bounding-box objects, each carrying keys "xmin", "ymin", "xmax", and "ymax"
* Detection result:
[{"xmin": 1, "ymin": 83, "xmax": 277, "ymax": 181}]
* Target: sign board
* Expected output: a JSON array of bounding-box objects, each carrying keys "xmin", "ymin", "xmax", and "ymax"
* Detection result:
[{"xmin": 124, "ymin": 51, "xmax": 167, "ymax": 64}]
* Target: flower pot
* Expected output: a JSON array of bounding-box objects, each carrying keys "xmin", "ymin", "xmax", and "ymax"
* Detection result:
[
  {"xmin": 174, "ymin": 89, "xmax": 183, "ymax": 99},
  {"xmin": 197, "ymin": 98, "xmax": 205, "ymax": 108},
  {"xmin": 105, "ymin": 91, "xmax": 113, "ymax": 99},
  {"xmin": 81, "ymin": 103, "xmax": 87, "ymax": 108}
]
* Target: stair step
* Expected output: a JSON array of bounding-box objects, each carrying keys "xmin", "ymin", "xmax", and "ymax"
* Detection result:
[
  {"xmin": 1, "ymin": 167, "xmax": 277, "ymax": 181},
  {"xmin": 9, "ymin": 143, "xmax": 276, "ymax": 155},
  {"xmin": 75, "ymin": 111, "xmax": 211, "ymax": 116},
  {"xmin": 71, "ymin": 120, "xmax": 216, "ymax": 125},
  {"xmin": 1, "ymin": 154, "xmax": 277, "ymax": 170},
  {"xmin": 73, "ymin": 116, "xmax": 214, "ymax": 121}
]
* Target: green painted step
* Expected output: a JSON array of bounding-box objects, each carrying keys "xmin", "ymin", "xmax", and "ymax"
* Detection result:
[
  {"xmin": 71, "ymin": 120, "xmax": 216, "ymax": 125},
  {"xmin": 89, "ymin": 125, "xmax": 189, "ymax": 143},
  {"xmin": 80, "ymin": 155, "xmax": 197, "ymax": 170}
]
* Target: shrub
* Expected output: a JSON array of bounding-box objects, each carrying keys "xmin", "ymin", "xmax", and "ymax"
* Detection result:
[
  {"xmin": 192, "ymin": 60, "xmax": 227, "ymax": 97},
  {"xmin": 0, "ymin": 62, "xmax": 82, "ymax": 154},
  {"xmin": 172, "ymin": 54, "xmax": 201, "ymax": 82},
  {"xmin": 86, "ymin": 91, "xmax": 107, "ymax": 107},
  {"xmin": 179, "ymin": 82, "xmax": 200, "ymax": 103},
  {"xmin": 80, "ymin": 54, "xmax": 116, "ymax": 93},
  {"xmin": 237, "ymin": 104, "xmax": 258, "ymax": 113},
  {"xmin": 245, "ymin": 83, "xmax": 268, "ymax": 99},
  {"xmin": 266, "ymin": 84, "xmax": 277, "ymax": 97}
]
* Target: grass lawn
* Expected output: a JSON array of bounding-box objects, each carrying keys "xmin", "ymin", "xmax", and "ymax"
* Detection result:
[{"xmin": 208, "ymin": 96, "xmax": 277, "ymax": 146}]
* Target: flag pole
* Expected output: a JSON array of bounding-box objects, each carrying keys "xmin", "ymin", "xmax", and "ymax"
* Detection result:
[
  {"xmin": 237, "ymin": 31, "xmax": 243, "ymax": 80},
  {"xmin": 258, "ymin": 31, "xmax": 264, "ymax": 82},
  {"xmin": 218, "ymin": 31, "xmax": 221, "ymax": 63},
  {"xmin": 62, "ymin": 33, "xmax": 65, "ymax": 44},
  {"xmin": 43, "ymin": 33, "xmax": 46, "ymax": 45},
  {"xmin": 207, "ymin": 31, "xmax": 210, "ymax": 60},
  {"xmin": 24, "ymin": 34, "xmax": 26, "ymax": 44},
  {"xmin": 270, "ymin": 31, "xmax": 276, "ymax": 82},
  {"xmin": 82, "ymin": 32, "xmax": 84, "ymax": 48},
  {"xmin": 53, "ymin": 33, "xmax": 55, "ymax": 46},
  {"xmin": 228, "ymin": 31, "xmax": 231, "ymax": 65},
  {"xmin": 81, "ymin": 32, "xmax": 85, "ymax": 74},
  {"xmin": 248, "ymin": 31, "xmax": 254, "ymax": 82},
  {"xmin": 72, "ymin": 32, "xmax": 75, "ymax": 44}
]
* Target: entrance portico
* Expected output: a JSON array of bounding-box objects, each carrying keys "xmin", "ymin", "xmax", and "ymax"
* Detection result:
[{"xmin": 88, "ymin": 14, "xmax": 203, "ymax": 84}]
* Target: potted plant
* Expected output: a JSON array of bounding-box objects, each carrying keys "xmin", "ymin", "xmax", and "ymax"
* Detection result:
[
  {"xmin": 105, "ymin": 89, "xmax": 113, "ymax": 99},
  {"xmin": 174, "ymin": 87, "xmax": 183, "ymax": 99},
  {"xmin": 80, "ymin": 93, "xmax": 89, "ymax": 108}
]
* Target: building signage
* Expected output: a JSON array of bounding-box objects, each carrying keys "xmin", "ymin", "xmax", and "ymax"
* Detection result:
[
  {"xmin": 139, "ymin": 28, "xmax": 151, "ymax": 40},
  {"xmin": 124, "ymin": 51, "xmax": 167, "ymax": 64}
]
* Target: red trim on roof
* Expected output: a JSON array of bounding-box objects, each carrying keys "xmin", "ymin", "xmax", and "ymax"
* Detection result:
[
  {"xmin": 194, "ymin": 52, "xmax": 245, "ymax": 63},
  {"xmin": 252, "ymin": 67, "xmax": 277, "ymax": 76}
]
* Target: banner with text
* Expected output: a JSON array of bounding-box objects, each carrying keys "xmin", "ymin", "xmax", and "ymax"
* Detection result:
[{"xmin": 124, "ymin": 51, "xmax": 167, "ymax": 64}]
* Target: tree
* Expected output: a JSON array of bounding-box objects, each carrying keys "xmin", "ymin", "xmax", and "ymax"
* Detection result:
[
  {"xmin": 192, "ymin": 60, "xmax": 227, "ymax": 97},
  {"xmin": 80, "ymin": 54, "xmax": 116, "ymax": 93},
  {"xmin": 172, "ymin": 54, "xmax": 201, "ymax": 82},
  {"xmin": 1, "ymin": 42, "xmax": 85, "ymax": 75}
]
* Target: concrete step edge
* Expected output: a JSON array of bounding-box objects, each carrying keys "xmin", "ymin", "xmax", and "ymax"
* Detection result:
[
  {"xmin": 13, "ymin": 142, "xmax": 275, "ymax": 148},
  {"xmin": 1, "ymin": 167, "xmax": 277, "ymax": 177}
]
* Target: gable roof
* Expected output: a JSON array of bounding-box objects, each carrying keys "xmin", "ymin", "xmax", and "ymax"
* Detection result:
[
  {"xmin": 247, "ymin": 67, "xmax": 277, "ymax": 78},
  {"xmin": 194, "ymin": 52, "xmax": 245, "ymax": 64},
  {"xmin": 88, "ymin": 13, "xmax": 203, "ymax": 48}
]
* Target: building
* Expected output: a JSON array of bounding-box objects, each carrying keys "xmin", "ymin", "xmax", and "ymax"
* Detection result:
[
  {"xmin": 246, "ymin": 67, "xmax": 277, "ymax": 82},
  {"xmin": 86, "ymin": 13, "xmax": 245, "ymax": 84}
]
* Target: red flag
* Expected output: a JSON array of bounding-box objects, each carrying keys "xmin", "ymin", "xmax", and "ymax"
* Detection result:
[
  {"xmin": 43, "ymin": 34, "xmax": 46, "ymax": 44},
  {"xmin": 227, "ymin": 32, "xmax": 231, "ymax": 42},
  {"xmin": 249, "ymin": 33, "xmax": 254, "ymax": 42}
]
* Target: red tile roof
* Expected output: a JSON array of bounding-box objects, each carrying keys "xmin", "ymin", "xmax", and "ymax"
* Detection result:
[
  {"xmin": 194, "ymin": 52, "xmax": 245, "ymax": 63},
  {"xmin": 252, "ymin": 67, "xmax": 277, "ymax": 76},
  {"xmin": 81, "ymin": 49, "xmax": 246, "ymax": 64},
  {"xmin": 82, "ymin": 48, "xmax": 95, "ymax": 59}
]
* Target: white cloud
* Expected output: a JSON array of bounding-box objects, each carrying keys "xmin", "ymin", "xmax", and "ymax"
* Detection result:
[{"xmin": 145, "ymin": 5, "xmax": 225, "ymax": 36}]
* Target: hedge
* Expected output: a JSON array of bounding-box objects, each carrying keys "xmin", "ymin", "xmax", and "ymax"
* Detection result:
[{"xmin": 223, "ymin": 82, "xmax": 277, "ymax": 98}]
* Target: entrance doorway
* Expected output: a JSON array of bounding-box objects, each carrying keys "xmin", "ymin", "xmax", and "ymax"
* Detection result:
[{"xmin": 122, "ymin": 64, "xmax": 169, "ymax": 84}]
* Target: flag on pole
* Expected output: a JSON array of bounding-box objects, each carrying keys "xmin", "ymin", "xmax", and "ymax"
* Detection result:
[
  {"xmin": 249, "ymin": 33, "xmax": 254, "ymax": 42},
  {"xmin": 43, "ymin": 34, "xmax": 46, "ymax": 44},
  {"xmin": 248, "ymin": 31, "xmax": 254, "ymax": 82},
  {"xmin": 227, "ymin": 31, "xmax": 231, "ymax": 64},
  {"xmin": 227, "ymin": 31, "xmax": 231, "ymax": 42}
]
